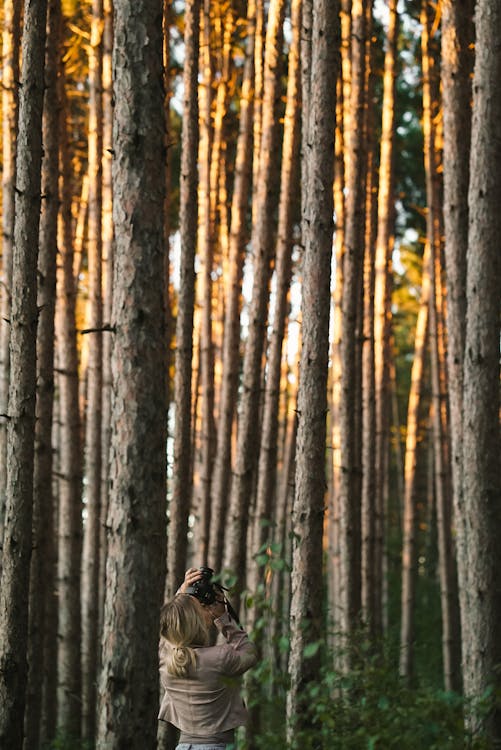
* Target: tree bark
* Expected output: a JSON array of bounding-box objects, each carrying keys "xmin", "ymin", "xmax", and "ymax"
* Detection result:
[
  {"xmin": 56, "ymin": 73, "xmax": 83, "ymax": 740},
  {"xmin": 399, "ymin": 241, "xmax": 431, "ymax": 684},
  {"xmin": 441, "ymin": 0, "xmax": 473, "ymax": 699},
  {"xmin": 287, "ymin": 0, "xmax": 338, "ymax": 739},
  {"xmin": 24, "ymin": 3, "xmax": 61, "ymax": 747},
  {"xmin": 0, "ymin": 0, "xmax": 48, "ymax": 745},
  {"xmin": 96, "ymin": 0, "xmax": 167, "ymax": 746},
  {"xmin": 225, "ymin": 0, "xmax": 285, "ymax": 602},
  {"xmin": 167, "ymin": 0, "xmax": 200, "ymax": 598},
  {"xmin": 462, "ymin": 0, "xmax": 501, "ymax": 738},
  {"xmin": 0, "ymin": 0, "xmax": 21, "ymax": 550},
  {"xmin": 338, "ymin": 0, "xmax": 368, "ymax": 643},
  {"xmin": 82, "ymin": 1, "xmax": 104, "ymax": 740},
  {"xmin": 209, "ymin": 0, "xmax": 256, "ymax": 572},
  {"xmin": 373, "ymin": 0, "xmax": 398, "ymax": 639}
]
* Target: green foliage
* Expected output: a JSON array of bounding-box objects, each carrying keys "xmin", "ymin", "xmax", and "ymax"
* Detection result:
[
  {"xmin": 239, "ymin": 642, "xmax": 491, "ymax": 750},
  {"xmin": 42, "ymin": 733, "xmax": 93, "ymax": 750}
]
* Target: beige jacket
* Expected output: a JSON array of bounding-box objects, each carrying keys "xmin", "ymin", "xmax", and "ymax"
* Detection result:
[{"xmin": 158, "ymin": 612, "xmax": 258, "ymax": 734}]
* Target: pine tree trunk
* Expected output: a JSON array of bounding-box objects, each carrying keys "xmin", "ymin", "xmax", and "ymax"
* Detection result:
[
  {"xmin": 167, "ymin": 0, "xmax": 200, "ymax": 597},
  {"xmin": 441, "ymin": 0, "xmax": 473, "ymax": 694},
  {"xmin": 196, "ymin": 0, "xmax": 215, "ymax": 563},
  {"xmin": 253, "ymin": 0, "xmax": 301, "ymax": 590},
  {"xmin": 209, "ymin": 0, "xmax": 255, "ymax": 571},
  {"xmin": 82, "ymin": 2, "xmax": 104, "ymax": 740},
  {"xmin": 399, "ymin": 241, "xmax": 431, "ymax": 684},
  {"xmin": 225, "ymin": 0, "xmax": 285, "ymax": 601},
  {"xmin": 96, "ymin": 0, "xmax": 167, "ymax": 745},
  {"xmin": 0, "ymin": 1, "xmax": 48, "ymax": 745},
  {"xmin": 421, "ymin": 0, "xmax": 462, "ymax": 693},
  {"xmin": 99, "ymin": 0, "xmax": 113, "ymax": 635},
  {"xmin": 373, "ymin": 0, "xmax": 398, "ymax": 638},
  {"xmin": 56, "ymin": 76, "xmax": 83, "ymax": 740},
  {"xmin": 24, "ymin": 3, "xmax": 60, "ymax": 747},
  {"xmin": 338, "ymin": 0, "xmax": 368, "ymax": 642},
  {"xmin": 462, "ymin": 0, "xmax": 501, "ymax": 737},
  {"xmin": 0, "ymin": 0, "xmax": 21, "ymax": 548},
  {"xmin": 287, "ymin": 0, "xmax": 338, "ymax": 738}
]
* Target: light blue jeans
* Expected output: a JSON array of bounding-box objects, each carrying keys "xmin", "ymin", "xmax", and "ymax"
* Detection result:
[{"xmin": 175, "ymin": 745, "xmax": 227, "ymax": 750}]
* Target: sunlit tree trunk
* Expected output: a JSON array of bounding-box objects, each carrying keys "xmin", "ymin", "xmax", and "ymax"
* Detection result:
[
  {"xmin": 0, "ymin": 1, "xmax": 48, "ymax": 745},
  {"xmin": 441, "ymin": 0, "xmax": 473, "ymax": 694},
  {"xmin": 328, "ymin": 75, "xmax": 345, "ymax": 638},
  {"xmin": 373, "ymin": 0, "xmax": 398, "ymax": 638},
  {"xmin": 462, "ymin": 0, "xmax": 501, "ymax": 738},
  {"xmin": 253, "ymin": 0, "xmax": 301, "ymax": 590},
  {"xmin": 421, "ymin": 0, "xmax": 461, "ymax": 693},
  {"xmin": 196, "ymin": 0, "xmax": 215, "ymax": 562},
  {"xmin": 99, "ymin": 0, "xmax": 113, "ymax": 635},
  {"xmin": 209, "ymin": 0, "xmax": 256, "ymax": 570},
  {"xmin": 56, "ymin": 76, "xmax": 83, "ymax": 740},
  {"xmin": 0, "ymin": 0, "xmax": 21, "ymax": 549},
  {"xmin": 167, "ymin": 0, "xmax": 200, "ymax": 597},
  {"xmin": 399, "ymin": 240, "xmax": 431, "ymax": 684},
  {"xmin": 96, "ymin": 0, "xmax": 167, "ymax": 745},
  {"xmin": 225, "ymin": 0, "xmax": 285, "ymax": 600},
  {"xmin": 82, "ymin": 1, "xmax": 104, "ymax": 741},
  {"xmin": 338, "ymin": 0, "xmax": 369, "ymax": 643},
  {"xmin": 287, "ymin": 0, "xmax": 338, "ymax": 739},
  {"xmin": 24, "ymin": 3, "xmax": 60, "ymax": 747}
]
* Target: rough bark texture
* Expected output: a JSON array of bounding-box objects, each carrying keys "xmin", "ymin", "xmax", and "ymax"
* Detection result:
[
  {"xmin": 0, "ymin": 0, "xmax": 21, "ymax": 549},
  {"xmin": 82, "ymin": 1, "xmax": 104, "ymax": 741},
  {"xmin": 0, "ymin": 1, "xmax": 48, "ymax": 746},
  {"xmin": 253, "ymin": 0, "xmax": 301, "ymax": 584},
  {"xmin": 167, "ymin": 0, "xmax": 200, "ymax": 597},
  {"xmin": 56, "ymin": 78, "xmax": 83, "ymax": 739},
  {"xmin": 422, "ymin": 1, "xmax": 461, "ymax": 693},
  {"xmin": 225, "ymin": 0, "xmax": 285, "ymax": 600},
  {"xmin": 96, "ymin": 0, "xmax": 167, "ymax": 747},
  {"xmin": 441, "ymin": 0, "xmax": 473, "ymax": 698},
  {"xmin": 462, "ymin": 0, "xmax": 501, "ymax": 739},
  {"xmin": 209, "ymin": 0, "xmax": 255, "ymax": 571},
  {"xmin": 338, "ymin": 0, "xmax": 368, "ymax": 640},
  {"xmin": 286, "ymin": 0, "xmax": 338, "ymax": 740},
  {"xmin": 24, "ymin": 3, "xmax": 60, "ymax": 747}
]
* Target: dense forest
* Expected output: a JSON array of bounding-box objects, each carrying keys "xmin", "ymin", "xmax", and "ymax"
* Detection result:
[{"xmin": 0, "ymin": 0, "xmax": 500, "ymax": 748}]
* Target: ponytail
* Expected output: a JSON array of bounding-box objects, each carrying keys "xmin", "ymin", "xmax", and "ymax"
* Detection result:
[{"xmin": 160, "ymin": 595, "xmax": 209, "ymax": 678}]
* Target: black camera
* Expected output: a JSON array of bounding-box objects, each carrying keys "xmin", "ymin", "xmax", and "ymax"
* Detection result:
[{"xmin": 185, "ymin": 566, "xmax": 223, "ymax": 606}]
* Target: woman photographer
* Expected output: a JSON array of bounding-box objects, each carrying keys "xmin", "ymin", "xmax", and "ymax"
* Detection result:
[{"xmin": 158, "ymin": 568, "xmax": 257, "ymax": 750}]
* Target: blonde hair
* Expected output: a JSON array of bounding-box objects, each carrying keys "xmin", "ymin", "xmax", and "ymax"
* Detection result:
[{"xmin": 160, "ymin": 595, "xmax": 209, "ymax": 677}]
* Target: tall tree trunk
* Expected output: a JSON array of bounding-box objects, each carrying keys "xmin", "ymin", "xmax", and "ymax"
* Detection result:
[
  {"xmin": 24, "ymin": 3, "xmax": 60, "ymax": 747},
  {"xmin": 373, "ymin": 0, "xmax": 398, "ymax": 639},
  {"xmin": 209, "ymin": 0, "xmax": 255, "ymax": 571},
  {"xmin": 462, "ymin": 0, "xmax": 501, "ymax": 738},
  {"xmin": 253, "ymin": 0, "xmax": 301, "ymax": 589},
  {"xmin": 0, "ymin": 0, "xmax": 21, "ymax": 549},
  {"xmin": 196, "ymin": 0, "xmax": 215, "ymax": 563},
  {"xmin": 338, "ymin": 0, "xmax": 368, "ymax": 643},
  {"xmin": 99, "ymin": 0, "xmax": 113, "ymax": 636},
  {"xmin": 56, "ymin": 75, "xmax": 83, "ymax": 740},
  {"xmin": 82, "ymin": 1, "xmax": 104, "ymax": 740},
  {"xmin": 166, "ymin": 0, "xmax": 200, "ymax": 597},
  {"xmin": 0, "ymin": 1, "xmax": 48, "ymax": 746},
  {"xmin": 96, "ymin": 0, "xmax": 167, "ymax": 745},
  {"xmin": 421, "ymin": 0, "xmax": 461, "ymax": 693},
  {"xmin": 441, "ymin": 0, "xmax": 473, "ymax": 698},
  {"xmin": 287, "ymin": 0, "xmax": 338, "ymax": 738},
  {"xmin": 399, "ymin": 241, "xmax": 431, "ymax": 684},
  {"xmin": 225, "ymin": 0, "xmax": 285, "ymax": 601}
]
